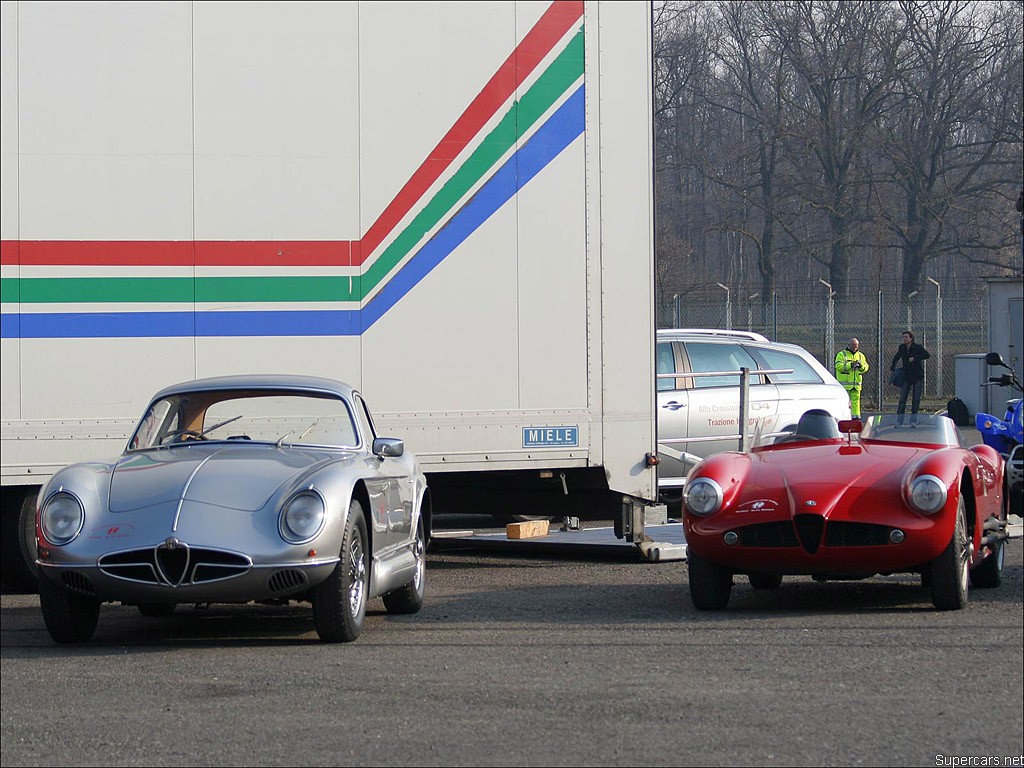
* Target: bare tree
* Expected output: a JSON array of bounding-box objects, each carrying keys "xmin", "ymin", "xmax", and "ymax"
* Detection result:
[{"xmin": 875, "ymin": 0, "xmax": 1023, "ymax": 296}]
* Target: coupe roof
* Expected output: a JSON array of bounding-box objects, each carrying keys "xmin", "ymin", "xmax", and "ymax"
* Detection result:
[{"xmin": 149, "ymin": 374, "xmax": 357, "ymax": 402}]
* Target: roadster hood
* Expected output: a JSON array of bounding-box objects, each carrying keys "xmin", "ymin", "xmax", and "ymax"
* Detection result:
[
  {"xmin": 108, "ymin": 446, "xmax": 339, "ymax": 513},
  {"xmin": 749, "ymin": 442, "xmax": 928, "ymax": 509}
]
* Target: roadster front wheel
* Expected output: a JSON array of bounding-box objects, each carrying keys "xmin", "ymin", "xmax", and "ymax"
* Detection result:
[
  {"xmin": 688, "ymin": 552, "xmax": 733, "ymax": 610},
  {"xmin": 312, "ymin": 500, "xmax": 369, "ymax": 643},
  {"xmin": 382, "ymin": 517, "xmax": 426, "ymax": 615},
  {"xmin": 38, "ymin": 574, "xmax": 100, "ymax": 643},
  {"xmin": 929, "ymin": 495, "xmax": 969, "ymax": 611}
]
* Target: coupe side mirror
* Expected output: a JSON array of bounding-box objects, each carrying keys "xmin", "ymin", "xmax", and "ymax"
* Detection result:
[{"xmin": 372, "ymin": 437, "xmax": 404, "ymax": 458}]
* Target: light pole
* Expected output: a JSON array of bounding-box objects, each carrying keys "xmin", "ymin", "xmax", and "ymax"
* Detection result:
[
  {"xmin": 819, "ymin": 279, "xmax": 835, "ymax": 366},
  {"xmin": 717, "ymin": 283, "xmax": 732, "ymax": 330},
  {"xmin": 747, "ymin": 294, "xmax": 759, "ymax": 332},
  {"xmin": 906, "ymin": 290, "xmax": 918, "ymax": 331},
  {"xmin": 928, "ymin": 277, "xmax": 942, "ymax": 397}
]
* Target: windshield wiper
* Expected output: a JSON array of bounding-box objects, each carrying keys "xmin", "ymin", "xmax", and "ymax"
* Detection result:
[{"xmin": 275, "ymin": 418, "xmax": 322, "ymax": 448}]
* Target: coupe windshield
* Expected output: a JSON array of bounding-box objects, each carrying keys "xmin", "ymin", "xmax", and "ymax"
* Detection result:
[
  {"xmin": 128, "ymin": 389, "xmax": 359, "ymax": 450},
  {"xmin": 859, "ymin": 413, "xmax": 961, "ymax": 447}
]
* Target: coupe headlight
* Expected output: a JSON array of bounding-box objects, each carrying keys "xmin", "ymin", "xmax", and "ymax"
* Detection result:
[
  {"xmin": 280, "ymin": 491, "xmax": 326, "ymax": 543},
  {"xmin": 684, "ymin": 477, "xmax": 724, "ymax": 516},
  {"xmin": 40, "ymin": 491, "xmax": 85, "ymax": 545},
  {"xmin": 908, "ymin": 475, "xmax": 947, "ymax": 514}
]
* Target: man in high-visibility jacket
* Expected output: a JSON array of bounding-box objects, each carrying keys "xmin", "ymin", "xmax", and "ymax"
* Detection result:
[{"xmin": 835, "ymin": 338, "xmax": 870, "ymax": 419}]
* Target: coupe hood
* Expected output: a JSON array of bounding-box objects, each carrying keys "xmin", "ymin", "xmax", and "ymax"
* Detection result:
[{"xmin": 108, "ymin": 446, "xmax": 340, "ymax": 513}]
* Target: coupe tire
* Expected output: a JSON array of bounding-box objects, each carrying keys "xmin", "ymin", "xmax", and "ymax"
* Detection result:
[
  {"xmin": 748, "ymin": 572, "xmax": 783, "ymax": 590},
  {"xmin": 312, "ymin": 501, "xmax": 369, "ymax": 643},
  {"xmin": 929, "ymin": 495, "xmax": 969, "ymax": 611},
  {"xmin": 137, "ymin": 603, "xmax": 177, "ymax": 617},
  {"xmin": 688, "ymin": 552, "xmax": 733, "ymax": 610},
  {"xmin": 38, "ymin": 574, "xmax": 100, "ymax": 643},
  {"xmin": 382, "ymin": 517, "xmax": 426, "ymax": 615}
]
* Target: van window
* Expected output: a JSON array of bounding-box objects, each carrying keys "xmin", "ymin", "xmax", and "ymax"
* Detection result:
[
  {"xmin": 749, "ymin": 347, "xmax": 823, "ymax": 384},
  {"xmin": 683, "ymin": 342, "xmax": 764, "ymax": 389},
  {"xmin": 657, "ymin": 342, "xmax": 677, "ymax": 391}
]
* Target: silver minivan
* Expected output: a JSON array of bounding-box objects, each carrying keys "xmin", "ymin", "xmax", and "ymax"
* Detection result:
[{"xmin": 656, "ymin": 329, "xmax": 851, "ymax": 505}]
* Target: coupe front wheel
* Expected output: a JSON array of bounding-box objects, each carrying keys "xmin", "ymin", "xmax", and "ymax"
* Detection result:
[
  {"xmin": 38, "ymin": 574, "xmax": 100, "ymax": 643},
  {"xmin": 929, "ymin": 495, "xmax": 969, "ymax": 611},
  {"xmin": 688, "ymin": 552, "xmax": 732, "ymax": 610},
  {"xmin": 312, "ymin": 501, "xmax": 369, "ymax": 643},
  {"xmin": 382, "ymin": 517, "xmax": 426, "ymax": 614}
]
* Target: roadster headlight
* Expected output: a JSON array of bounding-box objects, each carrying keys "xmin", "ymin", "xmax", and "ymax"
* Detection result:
[
  {"xmin": 908, "ymin": 475, "xmax": 947, "ymax": 514},
  {"xmin": 40, "ymin": 491, "xmax": 85, "ymax": 545},
  {"xmin": 684, "ymin": 477, "xmax": 724, "ymax": 517},
  {"xmin": 280, "ymin": 491, "xmax": 326, "ymax": 543}
]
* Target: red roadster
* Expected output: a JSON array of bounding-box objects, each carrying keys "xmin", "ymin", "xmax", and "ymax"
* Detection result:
[{"xmin": 682, "ymin": 411, "xmax": 1010, "ymax": 611}]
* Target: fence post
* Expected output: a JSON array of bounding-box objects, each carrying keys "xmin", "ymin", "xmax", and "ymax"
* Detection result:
[
  {"xmin": 820, "ymin": 280, "xmax": 835, "ymax": 368},
  {"xmin": 877, "ymin": 290, "xmax": 883, "ymax": 413},
  {"xmin": 673, "ymin": 293, "xmax": 680, "ymax": 329}
]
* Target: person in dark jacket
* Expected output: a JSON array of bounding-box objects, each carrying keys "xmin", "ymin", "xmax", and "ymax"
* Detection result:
[{"xmin": 890, "ymin": 330, "xmax": 931, "ymax": 426}]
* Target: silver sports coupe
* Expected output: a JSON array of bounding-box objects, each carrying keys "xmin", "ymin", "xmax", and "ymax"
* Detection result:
[{"xmin": 35, "ymin": 374, "xmax": 430, "ymax": 644}]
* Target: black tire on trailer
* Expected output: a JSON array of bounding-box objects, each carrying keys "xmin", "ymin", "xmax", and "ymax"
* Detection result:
[
  {"xmin": 382, "ymin": 516, "xmax": 426, "ymax": 614},
  {"xmin": 38, "ymin": 573, "xmax": 101, "ymax": 643},
  {"xmin": 1, "ymin": 489, "xmax": 39, "ymax": 593},
  {"xmin": 137, "ymin": 603, "xmax": 177, "ymax": 617},
  {"xmin": 748, "ymin": 572, "xmax": 783, "ymax": 590}
]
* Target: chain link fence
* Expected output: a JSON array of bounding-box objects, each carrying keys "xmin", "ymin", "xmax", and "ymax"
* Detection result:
[{"xmin": 660, "ymin": 281, "xmax": 989, "ymax": 413}]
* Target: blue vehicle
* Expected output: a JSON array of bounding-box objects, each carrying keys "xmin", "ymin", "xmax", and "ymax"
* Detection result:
[{"xmin": 976, "ymin": 352, "xmax": 1023, "ymax": 516}]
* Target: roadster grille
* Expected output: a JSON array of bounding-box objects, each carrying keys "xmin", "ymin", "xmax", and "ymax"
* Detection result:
[
  {"xmin": 794, "ymin": 514, "xmax": 825, "ymax": 554},
  {"xmin": 733, "ymin": 522, "xmax": 800, "ymax": 548},
  {"xmin": 99, "ymin": 545, "xmax": 251, "ymax": 586},
  {"xmin": 824, "ymin": 522, "xmax": 892, "ymax": 547}
]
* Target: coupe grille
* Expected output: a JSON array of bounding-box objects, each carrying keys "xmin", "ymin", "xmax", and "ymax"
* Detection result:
[
  {"xmin": 61, "ymin": 571, "xmax": 96, "ymax": 596},
  {"xmin": 99, "ymin": 544, "xmax": 251, "ymax": 586},
  {"xmin": 794, "ymin": 514, "xmax": 825, "ymax": 554},
  {"xmin": 824, "ymin": 522, "xmax": 893, "ymax": 547},
  {"xmin": 268, "ymin": 569, "xmax": 308, "ymax": 593},
  {"xmin": 733, "ymin": 521, "xmax": 799, "ymax": 548}
]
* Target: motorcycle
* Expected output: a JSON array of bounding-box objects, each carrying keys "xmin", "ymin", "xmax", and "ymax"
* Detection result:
[{"xmin": 975, "ymin": 351, "xmax": 1023, "ymax": 516}]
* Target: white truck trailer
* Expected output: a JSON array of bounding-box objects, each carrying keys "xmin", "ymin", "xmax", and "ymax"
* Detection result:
[{"xmin": 0, "ymin": 0, "xmax": 658, "ymax": 589}]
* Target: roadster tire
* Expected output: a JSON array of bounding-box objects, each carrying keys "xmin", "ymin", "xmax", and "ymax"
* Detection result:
[
  {"xmin": 137, "ymin": 603, "xmax": 177, "ymax": 617},
  {"xmin": 312, "ymin": 501, "xmax": 369, "ymax": 643},
  {"xmin": 688, "ymin": 552, "xmax": 733, "ymax": 610},
  {"xmin": 748, "ymin": 572, "xmax": 783, "ymax": 590},
  {"xmin": 929, "ymin": 495, "xmax": 969, "ymax": 610},
  {"xmin": 382, "ymin": 517, "xmax": 426, "ymax": 615},
  {"xmin": 38, "ymin": 574, "xmax": 100, "ymax": 643}
]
